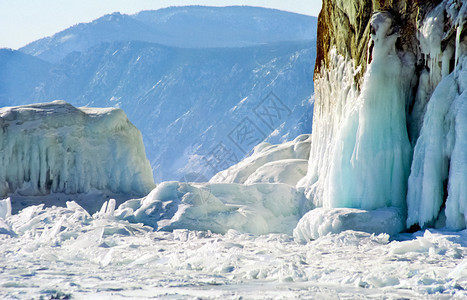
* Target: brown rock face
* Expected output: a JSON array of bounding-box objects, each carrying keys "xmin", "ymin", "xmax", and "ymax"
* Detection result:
[{"xmin": 315, "ymin": 0, "xmax": 444, "ymax": 79}]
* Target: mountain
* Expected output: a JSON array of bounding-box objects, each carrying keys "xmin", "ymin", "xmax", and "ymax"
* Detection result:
[
  {"xmin": 20, "ymin": 6, "xmax": 317, "ymax": 63},
  {"xmin": 27, "ymin": 40, "xmax": 315, "ymax": 181},
  {"xmin": 0, "ymin": 49, "xmax": 51, "ymax": 105},
  {"xmin": 1, "ymin": 6, "xmax": 316, "ymax": 182}
]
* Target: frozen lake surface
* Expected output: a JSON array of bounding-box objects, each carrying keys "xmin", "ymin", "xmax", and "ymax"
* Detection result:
[{"xmin": 0, "ymin": 202, "xmax": 465, "ymax": 299}]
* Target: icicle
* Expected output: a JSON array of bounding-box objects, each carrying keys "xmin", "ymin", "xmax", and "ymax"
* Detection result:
[{"xmin": 454, "ymin": 2, "xmax": 466, "ymax": 73}]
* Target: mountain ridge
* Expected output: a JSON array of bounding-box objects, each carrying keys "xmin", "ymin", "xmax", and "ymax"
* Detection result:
[{"xmin": 19, "ymin": 6, "xmax": 317, "ymax": 63}]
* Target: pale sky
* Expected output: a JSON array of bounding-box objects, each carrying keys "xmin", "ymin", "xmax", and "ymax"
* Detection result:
[{"xmin": 0, "ymin": 0, "xmax": 322, "ymax": 49}]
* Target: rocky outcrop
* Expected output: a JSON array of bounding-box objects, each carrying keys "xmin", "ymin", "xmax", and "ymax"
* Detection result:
[
  {"xmin": 315, "ymin": 0, "xmax": 460, "ymax": 80},
  {"xmin": 301, "ymin": 0, "xmax": 466, "ymax": 231}
]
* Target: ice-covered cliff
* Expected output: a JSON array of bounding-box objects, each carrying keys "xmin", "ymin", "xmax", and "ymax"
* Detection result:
[
  {"xmin": 299, "ymin": 0, "xmax": 466, "ymax": 231},
  {"xmin": 0, "ymin": 101, "xmax": 155, "ymax": 197}
]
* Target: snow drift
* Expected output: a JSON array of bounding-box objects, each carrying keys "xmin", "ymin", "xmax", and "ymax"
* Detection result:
[
  {"xmin": 116, "ymin": 181, "xmax": 311, "ymax": 235},
  {"xmin": 0, "ymin": 101, "xmax": 155, "ymax": 197},
  {"xmin": 211, "ymin": 134, "xmax": 310, "ymax": 186}
]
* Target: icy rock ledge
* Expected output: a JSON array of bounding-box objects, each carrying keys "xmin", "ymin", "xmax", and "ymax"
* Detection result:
[
  {"xmin": 293, "ymin": 207, "xmax": 404, "ymax": 242},
  {"xmin": 0, "ymin": 101, "xmax": 155, "ymax": 197}
]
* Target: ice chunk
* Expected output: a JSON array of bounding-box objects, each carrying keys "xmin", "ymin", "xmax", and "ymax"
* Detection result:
[
  {"xmin": 0, "ymin": 198, "xmax": 12, "ymax": 219},
  {"xmin": 293, "ymin": 207, "xmax": 404, "ymax": 242},
  {"xmin": 94, "ymin": 199, "xmax": 117, "ymax": 219},
  {"xmin": 0, "ymin": 101, "xmax": 155, "ymax": 198},
  {"xmin": 118, "ymin": 181, "xmax": 311, "ymax": 235}
]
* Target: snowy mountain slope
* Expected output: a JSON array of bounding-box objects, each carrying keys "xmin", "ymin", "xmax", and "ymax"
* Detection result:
[
  {"xmin": 10, "ymin": 40, "xmax": 315, "ymax": 181},
  {"xmin": 0, "ymin": 49, "xmax": 51, "ymax": 106},
  {"xmin": 0, "ymin": 6, "xmax": 317, "ymax": 181},
  {"xmin": 0, "ymin": 101, "xmax": 155, "ymax": 198},
  {"xmin": 20, "ymin": 6, "xmax": 317, "ymax": 63}
]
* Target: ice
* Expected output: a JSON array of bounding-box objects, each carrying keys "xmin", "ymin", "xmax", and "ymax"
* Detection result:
[
  {"xmin": 0, "ymin": 202, "xmax": 465, "ymax": 298},
  {"xmin": 0, "ymin": 197, "xmax": 11, "ymax": 219},
  {"xmin": 407, "ymin": 56, "xmax": 467, "ymax": 230},
  {"xmin": 297, "ymin": 49, "xmax": 360, "ymax": 206},
  {"xmin": 293, "ymin": 207, "xmax": 403, "ymax": 242},
  {"xmin": 0, "ymin": 101, "xmax": 155, "ymax": 197},
  {"xmin": 300, "ymin": 12, "xmax": 413, "ymax": 212},
  {"xmin": 117, "ymin": 181, "xmax": 311, "ymax": 235},
  {"xmin": 211, "ymin": 134, "xmax": 310, "ymax": 184}
]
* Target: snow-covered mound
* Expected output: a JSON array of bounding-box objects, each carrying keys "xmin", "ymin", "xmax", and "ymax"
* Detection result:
[
  {"xmin": 210, "ymin": 134, "xmax": 310, "ymax": 185},
  {"xmin": 293, "ymin": 207, "xmax": 405, "ymax": 242},
  {"xmin": 116, "ymin": 181, "xmax": 311, "ymax": 235},
  {"xmin": 0, "ymin": 101, "xmax": 155, "ymax": 197}
]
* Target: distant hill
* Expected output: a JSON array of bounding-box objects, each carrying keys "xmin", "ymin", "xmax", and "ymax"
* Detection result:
[{"xmin": 20, "ymin": 6, "xmax": 317, "ymax": 63}]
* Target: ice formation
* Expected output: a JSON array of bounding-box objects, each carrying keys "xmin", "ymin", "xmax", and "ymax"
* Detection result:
[
  {"xmin": 211, "ymin": 134, "xmax": 310, "ymax": 185},
  {"xmin": 406, "ymin": 0, "xmax": 467, "ymax": 230},
  {"xmin": 299, "ymin": 12, "xmax": 413, "ymax": 211},
  {"xmin": 407, "ymin": 55, "xmax": 467, "ymax": 230},
  {"xmin": 0, "ymin": 101, "xmax": 155, "ymax": 197},
  {"xmin": 116, "ymin": 181, "xmax": 311, "ymax": 235},
  {"xmin": 298, "ymin": 1, "xmax": 466, "ymax": 234},
  {"xmin": 293, "ymin": 207, "xmax": 404, "ymax": 242}
]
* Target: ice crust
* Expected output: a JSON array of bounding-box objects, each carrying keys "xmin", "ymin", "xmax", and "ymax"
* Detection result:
[
  {"xmin": 0, "ymin": 101, "xmax": 155, "ymax": 197},
  {"xmin": 0, "ymin": 202, "xmax": 465, "ymax": 298},
  {"xmin": 407, "ymin": 55, "xmax": 467, "ymax": 230},
  {"xmin": 406, "ymin": 1, "xmax": 467, "ymax": 230}
]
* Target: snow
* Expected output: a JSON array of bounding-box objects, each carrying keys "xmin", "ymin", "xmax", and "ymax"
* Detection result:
[
  {"xmin": 116, "ymin": 181, "xmax": 311, "ymax": 235},
  {"xmin": 0, "ymin": 101, "xmax": 155, "ymax": 197},
  {"xmin": 211, "ymin": 134, "xmax": 310, "ymax": 185},
  {"xmin": 0, "ymin": 202, "xmax": 465, "ymax": 298},
  {"xmin": 243, "ymin": 158, "xmax": 308, "ymax": 186},
  {"xmin": 293, "ymin": 207, "xmax": 404, "ymax": 242}
]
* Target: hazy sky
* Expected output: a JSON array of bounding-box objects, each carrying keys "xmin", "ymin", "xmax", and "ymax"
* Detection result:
[{"xmin": 0, "ymin": 0, "xmax": 322, "ymax": 49}]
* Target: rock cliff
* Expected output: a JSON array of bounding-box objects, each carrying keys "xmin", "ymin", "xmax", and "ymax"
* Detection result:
[{"xmin": 300, "ymin": 0, "xmax": 466, "ymax": 230}]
